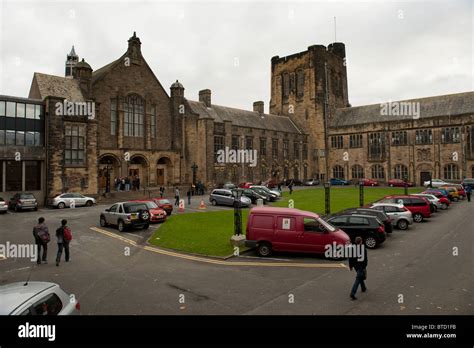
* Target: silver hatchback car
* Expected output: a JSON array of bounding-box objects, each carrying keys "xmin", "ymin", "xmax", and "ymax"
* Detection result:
[
  {"xmin": 370, "ymin": 203, "xmax": 414, "ymax": 230},
  {"xmin": 100, "ymin": 201, "xmax": 150, "ymax": 232},
  {"xmin": 0, "ymin": 281, "xmax": 80, "ymax": 315},
  {"xmin": 209, "ymin": 189, "xmax": 252, "ymax": 207},
  {"xmin": 49, "ymin": 193, "xmax": 96, "ymax": 209}
]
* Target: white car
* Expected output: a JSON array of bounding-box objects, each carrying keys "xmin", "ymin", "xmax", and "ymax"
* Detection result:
[
  {"xmin": 370, "ymin": 203, "xmax": 414, "ymax": 230},
  {"xmin": 250, "ymin": 185, "xmax": 281, "ymax": 198},
  {"xmin": 49, "ymin": 193, "xmax": 96, "ymax": 209},
  {"xmin": 0, "ymin": 281, "xmax": 80, "ymax": 315},
  {"xmin": 423, "ymin": 179, "xmax": 449, "ymax": 188},
  {"xmin": 0, "ymin": 196, "xmax": 8, "ymax": 213},
  {"xmin": 411, "ymin": 193, "xmax": 443, "ymax": 211}
]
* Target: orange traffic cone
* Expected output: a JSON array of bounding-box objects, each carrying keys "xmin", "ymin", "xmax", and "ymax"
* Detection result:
[{"xmin": 199, "ymin": 199, "xmax": 206, "ymax": 210}]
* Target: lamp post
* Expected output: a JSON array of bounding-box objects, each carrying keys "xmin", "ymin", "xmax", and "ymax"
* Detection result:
[
  {"xmin": 403, "ymin": 175, "xmax": 409, "ymax": 195},
  {"xmin": 324, "ymin": 182, "xmax": 330, "ymax": 215},
  {"xmin": 191, "ymin": 162, "xmax": 198, "ymax": 186},
  {"xmin": 359, "ymin": 179, "xmax": 364, "ymax": 207},
  {"xmin": 230, "ymin": 188, "xmax": 246, "ymax": 248}
]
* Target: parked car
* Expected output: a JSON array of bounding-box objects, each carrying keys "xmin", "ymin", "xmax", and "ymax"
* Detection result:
[
  {"xmin": 49, "ymin": 193, "xmax": 96, "ymax": 209},
  {"xmin": 423, "ymin": 178, "xmax": 450, "ymax": 188},
  {"xmin": 387, "ymin": 179, "xmax": 414, "ymax": 187},
  {"xmin": 326, "ymin": 214, "xmax": 386, "ymax": 249},
  {"xmin": 369, "ymin": 203, "xmax": 413, "ymax": 230},
  {"xmin": 238, "ymin": 182, "xmax": 254, "ymax": 189},
  {"xmin": 329, "ymin": 178, "xmax": 350, "ymax": 185},
  {"xmin": 151, "ymin": 198, "xmax": 173, "ymax": 215},
  {"xmin": 249, "ymin": 187, "xmax": 277, "ymax": 202},
  {"xmin": 442, "ymin": 184, "xmax": 466, "ymax": 200},
  {"xmin": 440, "ymin": 186, "xmax": 460, "ymax": 201},
  {"xmin": 0, "ymin": 281, "xmax": 80, "ymax": 315},
  {"xmin": 304, "ymin": 178, "xmax": 320, "ymax": 186},
  {"xmin": 360, "ymin": 178, "xmax": 379, "ymax": 186},
  {"xmin": 282, "ymin": 178, "xmax": 303, "ymax": 186},
  {"xmin": 100, "ymin": 201, "xmax": 150, "ymax": 232},
  {"xmin": 8, "ymin": 193, "xmax": 38, "ymax": 212},
  {"xmin": 376, "ymin": 195, "xmax": 431, "ymax": 222},
  {"xmin": 245, "ymin": 207, "xmax": 350, "ymax": 257},
  {"xmin": 222, "ymin": 182, "xmax": 237, "ymax": 190},
  {"xmin": 250, "ymin": 185, "xmax": 281, "ymax": 198},
  {"xmin": 421, "ymin": 190, "xmax": 450, "ymax": 209},
  {"xmin": 461, "ymin": 178, "xmax": 474, "ymax": 189},
  {"xmin": 130, "ymin": 200, "xmax": 166, "ymax": 223},
  {"xmin": 0, "ymin": 197, "xmax": 7, "ymax": 214},
  {"xmin": 242, "ymin": 189, "xmax": 267, "ymax": 204},
  {"xmin": 410, "ymin": 193, "xmax": 442, "ymax": 213},
  {"xmin": 264, "ymin": 179, "xmax": 278, "ymax": 189},
  {"xmin": 209, "ymin": 189, "xmax": 252, "ymax": 207},
  {"xmin": 339, "ymin": 207, "xmax": 393, "ymax": 233}
]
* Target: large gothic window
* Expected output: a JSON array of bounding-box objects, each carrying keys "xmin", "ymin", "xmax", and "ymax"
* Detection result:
[
  {"xmin": 124, "ymin": 95, "xmax": 144, "ymax": 137},
  {"xmin": 393, "ymin": 164, "xmax": 408, "ymax": 179},
  {"xmin": 444, "ymin": 164, "xmax": 459, "ymax": 180},
  {"xmin": 351, "ymin": 165, "xmax": 364, "ymax": 179},
  {"xmin": 333, "ymin": 165, "xmax": 344, "ymax": 179},
  {"xmin": 296, "ymin": 70, "xmax": 305, "ymax": 98},
  {"xmin": 371, "ymin": 164, "xmax": 385, "ymax": 179}
]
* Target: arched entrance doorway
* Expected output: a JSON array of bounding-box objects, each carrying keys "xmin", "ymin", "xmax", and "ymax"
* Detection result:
[
  {"xmin": 129, "ymin": 155, "xmax": 149, "ymax": 189},
  {"xmin": 156, "ymin": 157, "xmax": 173, "ymax": 186},
  {"xmin": 98, "ymin": 154, "xmax": 121, "ymax": 193},
  {"xmin": 416, "ymin": 163, "xmax": 434, "ymax": 186}
]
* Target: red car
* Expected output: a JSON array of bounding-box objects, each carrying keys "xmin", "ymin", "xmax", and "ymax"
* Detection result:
[
  {"xmin": 361, "ymin": 178, "xmax": 379, "ymax": 186},
  {"xmin": 244, "ymin": 207, "xmax": 350, "ymax": 256},
  {"xmin": 151, "ymin": 198, "xmax": 173, "ymax": 216},
  {"xmin": 387, "ymin": 179, "xmax": 414, "ymax": 187},
  {"xmin": 130, "ymin": 200, "xmax": 167, "ymax": 223},
  {"xmin": 238, "ymin": 182, "xmax": 254, "ymax": 189},
  {"xmin": 376, "ymin": 195, "xmax": 431, "ymax": 222}
]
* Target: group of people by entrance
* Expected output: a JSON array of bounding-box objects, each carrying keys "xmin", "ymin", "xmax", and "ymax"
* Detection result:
[{"xmin": 114, "ymin": 176, "xmax": 141, "ymax": 192}]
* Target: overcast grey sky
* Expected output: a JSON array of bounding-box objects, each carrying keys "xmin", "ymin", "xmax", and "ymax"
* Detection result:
[{"xmin": 0, "ymin": 0, "xmax": 472, "ymax": 112}]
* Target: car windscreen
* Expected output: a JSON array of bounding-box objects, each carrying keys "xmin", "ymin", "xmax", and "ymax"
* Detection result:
[
  {"xmin": 123, "ymin": 203, "xmax": 148, "ymax": 213},
  {"xmin": 142, "ymin": 201, "xmax": 158, "ymax": 209},
  {"xmin": 317, "ymin": 217, "xmax": 337, "ymax": 232},
  {"xmin": 159, "ymin": 199, "xmax": 170, "ymax": 204},
  {"xmin": 21, "ymin": 194, "xmax": 35, "ymax": 199}
]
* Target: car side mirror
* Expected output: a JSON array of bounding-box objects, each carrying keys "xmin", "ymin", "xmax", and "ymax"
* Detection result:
[{"xmin": 105, "ymin": 208, "xmax": 110, "ymax": 212}]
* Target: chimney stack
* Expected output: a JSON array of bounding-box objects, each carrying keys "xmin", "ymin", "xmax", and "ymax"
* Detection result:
[
  {"xmin": 253, "ymin": 101, "xmax": 264, "ymax": 113},
  {"xmin": 199, "ymin": 89, "xmax": 211, "ymax": 107}
]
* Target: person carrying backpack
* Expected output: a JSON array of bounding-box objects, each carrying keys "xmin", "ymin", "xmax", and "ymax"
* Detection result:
[
  {"xmin": 55, "ymin": 219, "xmax": 72, "ymax": 266},
  {"xmin": 33, "ymin": 217, "xmax": 50, "ymax": 265}
]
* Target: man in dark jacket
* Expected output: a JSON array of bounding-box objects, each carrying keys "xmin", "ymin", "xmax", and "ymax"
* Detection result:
[
  {"xmin": 348, "ymin": 236, "xmax": 368, "ymax": 300},
  {"xmin": 465, "ymin": 185, "xmax": 472, "ymax": 202},
  {"xmin": 33, "ymin": 217, "xmax": 50, "ymax": 265},
  {"xmin": 55, "ymin": 219, "xmax": 70, "ymax": 266}
]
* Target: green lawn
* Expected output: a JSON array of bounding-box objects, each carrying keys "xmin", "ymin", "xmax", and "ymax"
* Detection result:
[{"xmin": 149, "ymin": 186, "xmax": 423, "ymax": 256}]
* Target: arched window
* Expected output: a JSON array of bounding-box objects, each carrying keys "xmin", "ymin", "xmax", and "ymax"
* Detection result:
[
  {"xmin": 124, "ymin": 94, "xmax": 144, "ymax": 137},
  {"xmin": 351, "ymin": 165, "xmax": 364, "ymax": 179},
  {"xmin": 444, "ymin": 164, "xmax": 459, "ymax": 180},
  {"xmin": 371, "ymin": 164, "xmax": 385, "ymax": 179},
  {"xmin": 393, "ymin": 164, "xmax": 408, "ymax": 180},
  {"xmin": 333, "ymin": 165, "xmax": 344, "ymax": 179}
]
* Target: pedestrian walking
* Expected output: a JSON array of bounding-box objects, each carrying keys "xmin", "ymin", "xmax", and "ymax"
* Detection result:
[
  {"xmin": 465, "ymin": 185, "xmax": 472, "ymax": 202},
  {"xmin": 159, "ymin": 186, "xmax": 164, "ymax": 198},
  {"xmin": 277, "ymin": 182, "xmax": 282, "ymax": 193},
  {"xmin": 174, "ymin": 187, "xmax": 180, "ymax": 206},
  {"xmin": 349, "ymin": 236, "xmax": 368, "ymax": 300},
  {"xmin": 33, "ymin": 217, "xmax": 50, "ymax": 265},
  {"xmin": 121, "ymin": 177, "xmax": 125, "ymax": 191},
  {"xmin": 55, "ymin": 219, "xmax": 72, "ymax": 266},
  {"xmin": 125, "ymin": 177, "xmax": 130, "ymax": 191},
  {"xmin": 136, "ymin": 176, "xmax": 141, "ymax": 190},
  {"xmin": 288, "ymin": 179, "xmax": 294, "ymax": 195},
  {"xmin": 187, "ymin": 188, "xmax": 192, "ymax": 205}
]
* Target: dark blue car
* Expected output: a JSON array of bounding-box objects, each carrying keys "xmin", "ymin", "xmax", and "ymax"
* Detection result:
[{"xmin": 330, "ymin": 178, "xmax": 350, "ymax": 186}]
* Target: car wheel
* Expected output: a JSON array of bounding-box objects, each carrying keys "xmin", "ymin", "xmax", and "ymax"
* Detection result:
[
  {"xmin": 211, "ymin": 199, "xmax": 217, "ymax": 206},
  {"xmin": 14, "ymin": 205, "xmax": 20, "ymax": 212},
  {"xmin": 454, "ymin": 197, "xmax": 459, "ymax": 202},
  {"xmin": 413, "ymin": 213, "xmax": 423, "ymax": 223},
  {"xmin": 389, "ymin": 184, "xmax": 393, "ymax": 187},
  {"xmin": 100, "ymin": 216, "xmax": 108, "ymax": 227},
  {"xmin": 86, "ymin": 200, "xmax": 93, "ymax": 207},
  {"xmin": 58, "ymin": 202, "xmax": 66, "ymax": 209},
  {"xmin": 397, "ymin": 219, "xmax": 408, "ymax": 230},
  {"xmin": 118, "ymin": 220, "xmax": 126, "ymax": 232},
  {"xmin": 365, "ymin": 236, "xmax": 378, "ymax": 249},
  {"xmin": 441, "ymin": 203, "xmax": 448, "ymax": 210},
  {"xmin": 139, "ymin": 209, "xmax": 150, "ymax": 222},
  {"xmin": 257, "ymin": 242, "xmax": 272, "ymax": 257},
  {"xmin": 142, "ymin": 224, "xmax": 149, "ymax": 230}
]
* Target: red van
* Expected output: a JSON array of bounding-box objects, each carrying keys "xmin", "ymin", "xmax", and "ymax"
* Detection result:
[{"xmin": 245, "ymin": 207, "xmax": 350, "ymax": 257}]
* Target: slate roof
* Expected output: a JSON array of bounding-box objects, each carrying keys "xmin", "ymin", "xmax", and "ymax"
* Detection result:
[
  {"xmin": 32, "ymin": 73, "xmax": 85, "ymax": 101},
  {"xmin": 187, "ymin": 100, "xmax": 303, "ymax": 134},
  {"xmin": 331, "ymin": 92, "xmax": 474, "ymax": 128}
]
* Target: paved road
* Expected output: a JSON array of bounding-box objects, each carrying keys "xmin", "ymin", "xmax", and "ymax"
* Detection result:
[{"xmin": 0, "ymin": 198, "xmax": 472, "ymax": 315}]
